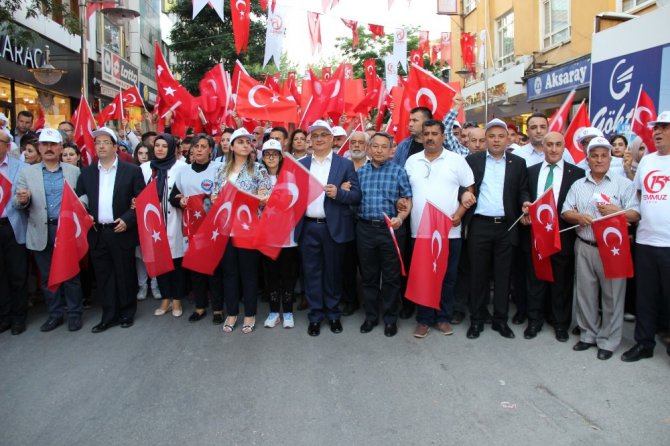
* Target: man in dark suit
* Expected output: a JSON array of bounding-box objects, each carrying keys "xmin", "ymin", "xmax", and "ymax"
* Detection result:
[
  {"xmin": 76, "ymin": 127, "xmax": 145, "ymax": 333},
  {"xmin": 463, "ymin": 119, "xmax": 530, "ymax": 339},
  {"xmin": 296, "ymin": 120, "xmax": 362, "ymax": 336},
  {"xmin": 521, "ymin": 132, "xmax": 585, "ymax": 342}
]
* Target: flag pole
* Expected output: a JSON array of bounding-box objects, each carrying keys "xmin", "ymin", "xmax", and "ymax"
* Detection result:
[
  {"xmin": 508, "ymin": 187, "xmax": 554, "ymax": 232},
  {"xmin": 558, "ymin": 208, "xmax": 630, "ymax": 233}
]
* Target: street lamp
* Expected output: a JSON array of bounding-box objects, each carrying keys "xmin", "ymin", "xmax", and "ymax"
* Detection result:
[{"xmin": 28, "ymin": 45, "xmax": 67, "ymax": 85}]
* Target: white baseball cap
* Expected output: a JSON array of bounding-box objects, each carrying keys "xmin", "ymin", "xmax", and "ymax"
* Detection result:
[
  {"xmin": 587, "ymin": 136, "xmax": 612, "ymax": 152},
  {"xmin": 576, "ymin": 126, "xmax": 603, "ymax": 143},
  {"xmin": 230, "ymin": 128, "xmax": 253, "ymax": 145},
  {"xmin": 649, "ymin": 110, "xmax": 670, "ymax": 126},
  {"xmin": 0, "ymin": 112, "xmax": 7, "ymax": 123},
  {"xmin": 261, "ymin": 139, "xmax": 282, "ymax": 153},
  {"xmin": 331, "ymin": 126, "xmax": 347, "ymax": 137},
  {"xmin": 453, "ymin": 120, "xmax": 462, "ymax": 129},
  {"xmin": 308, "ymin": 120, "xmax": 333, "ymax": 134},
  {"xmin": 38, "ymin": 128, "xmax": 63, "ymax": 144},
  {"xmin": 91, "ymin": 127, "xmax": 118, "ymax": 143},
  {"xmin": 485, "ymin": 118, "xmax": 508, "ymax": 132}
]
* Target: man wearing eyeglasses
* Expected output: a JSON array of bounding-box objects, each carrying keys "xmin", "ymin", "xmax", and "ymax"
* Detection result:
[
  {"xmin": 76, "ymin": 127, "xmax": 145, "ymax": 333},
  {"xmin": 13, "ymin": 128, "xmax": 83, "ymax": 333},
  {"xmin": 0, "ymin": 133, "xmax": 29, "ymax": 335}
]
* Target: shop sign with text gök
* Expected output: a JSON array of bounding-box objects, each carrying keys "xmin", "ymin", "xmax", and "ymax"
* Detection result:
[{"xmin": 102, "ymin": 48, "xmax": 139, "ymax": 90}]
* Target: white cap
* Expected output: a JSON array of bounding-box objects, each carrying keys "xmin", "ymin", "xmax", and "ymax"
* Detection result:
[
  {"xmin": 332, "ymin": 126, "xmax": 347, "ymax": 137},
  {"xmin": 453, "ymin": 120, "xmax": 462, "ymax": 129},
  {"xmin": 308, "ymin": 119, "xmax": 333, "ymax": 134},
  {"xmin": 0, "ymin": 112, "xmax": 7, "ymax": 123},
  {"xmin": 587, "ymin": 136, "xmax": 612, "ymax": 152},
  {"xmin": 576, "ymin": 126, "xmax": 603, "ymax": 143},
  {"xmin": 92, "ymin": 127, "xmax": 118, "ymax": 143},
  {"xmin": 230, "ymin": 128, "xmax": 253, "ymax": 145},
  {"xmin": 649, "ymin": 110, "xmax": 670, "ymax": 126},
  {"xmin": 485, "ymin": 118, "xmax": 508, "ymax": 132},
  {"xmin": 38, "ymin": 128, "xmax": 63, "ymax": 144},
  {"xmin": 262, "ymin": 139, "xmax": 282, "ymax": 153}
]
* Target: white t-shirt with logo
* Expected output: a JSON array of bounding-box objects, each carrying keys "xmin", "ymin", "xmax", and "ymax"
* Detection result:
[{"xmin": 634, "ymin": 152, "xmax": 670, "ymax": 247}]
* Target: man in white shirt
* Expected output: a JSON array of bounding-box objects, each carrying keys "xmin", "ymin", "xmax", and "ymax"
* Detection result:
[{"xmin": 513, "ymin": 113, "xmax": 575, "ymax": 166}]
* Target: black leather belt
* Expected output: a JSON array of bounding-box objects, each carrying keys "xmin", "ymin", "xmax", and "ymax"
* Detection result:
[
  {"xmin": 95, "ymin": 222, "xmax": 116, "ymax": 229},
  {"xmin": 0, "ymin": 217, "xmax": 9, "ymax": 225},
  {"xmin": 474, "ymin": 215, "xmax": 506, "ymax": 224},
  {"xmin": 578, "ymin": 237, "xmax": 598, "ymax": 247},
  {"xmin": 359, "ymin": 218, "xmax": 386, "ymax": 228},
  {"xmin": 305, "ymin": 217, "xmax": 327, "ymax": 224},
  {"xmin": 47, "ymin": 218, "xmax": 59, "ymax": 225}
]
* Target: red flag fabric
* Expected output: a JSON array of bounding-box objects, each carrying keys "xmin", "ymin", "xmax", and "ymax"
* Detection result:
[
  {"xmin": 631, "ymin": 87, "xmax": 658, "ymax": 153},
  {"xmin": 344, "ymin": 78, "xmax": 365, "ymax": 115},
  {"xmin": 548, "ymin": 89, "xmax": 576, "ymax": 133},
  {"xmin": 564, "ymin": 102, "xmax": 590, "ymax": 164},
  {"xmin": 448, "ymin": 81, "xmax": 465, "ymax": 123},
  {"xmin": 154, "ymin": 42, "xmax": 194, "ymax": 138},
  {"xmin": 531, "ymin": 238, "xmax": 554, "ymax": 282},
  {"xmin": 72, "ymin": 98, "xmax": 97, "ymax": 166},
  {"xmin": 86, "ymin": 2, "xmax": 114, "ymax": 20},
  {"xmin": 0, "ymin": 173, "xmax": 10, "ymax": 217},
  {"xmin": 236, "ymin": 70, "xmax": 298, "ymax": 123},
  {"xmin": 440, "ymin": 32, "xmax": 452, "ymax": 68},
  {"xmin": 592, "ymin": 213, "xmax": 634, "ymax": 279},
  {"xmin": 307, "ymin": 12, "xmax": 322, "ymax": 55},
  {"xmin": 135, "ymin": 181, "xmax": 174, "ymax": 278},
  {"xmin": 183, "ymin": 182, "xmax": 237, "ymax": 275},
  {"xmin": 460, "ymin": 32, "xmax": 476, "ymax": 73},
  {"xmin": 230, "ymin": 0, "xmax": 251, "ymax": 54},
  {"xmin": 369, "ymin": 24, "xmax": 385, "ymax": 39},
  {"xmin": 341, "ymin": 19, "xmax": 359, "ymax": 47},
  {"xmin": 254, "ymin": 156, "xmax": 324, "ymax": 258},
  {"xmin": 33, "ymin": 105, "xmax": 45, "ymax": 132},
  {"xmin": 326, "ymin": 63, "xmax": 345, "ymax": 114},
  {"xmin": 405, "ymin": 202, "xmax": 452, "ymax": 310},
  {"xmin": 383, "ymin": 213, "xmax": 406, "ymax": 276},
  {"xmin": 230, "ymin": 188, "xmax": 261, "ymax": 249},
  {"xmin": 285, "ymin": 71, "xmax": 301, "ymax": 107},
  {"xmin": 259, "ymin": 0, "xmax": 267, "ymax": 10},
  {"xmin": 264, "ymin": 73, "xmax": 282, "ymax": 93},
  {"xmin": 418, "ymin": 30, "xmax": 430, "ymax": 55},
  {"xmin": 528, "ymin": 187, "xmax": 561, "ymax": 258},
  {"xmin": 404, "ymin": 63, "xmax": 456, "ymax": 121},
  {"xmin": 48, "ymin": 182, "xmax": 93, "ymax": 292},
  {"xmin": 96, "ymin": 94, "xmax": 122, "ymax": 126},
  {"xmin": 321, "ymin": 66, "xmax": 332, "ymax": 81},
  {"xmin": 409, "ymin": 49, "xmax": 424, "ymax": 68},
  {"xmin": 364, "ymin": 59, "xmax": 377, "ymax": 89},
  {"xmin": 121, "ymin": 85, "xmax": 145, "ymax": 108},
  {"xmin": 430, "ymin": 44, "xmax": 440, "ymax": 66},
  {"xmin": 199, "ymin": 63, "xmax": 230, "ymax": 132},
  {"xmin": 183, "ymin": 193, "xmax": 207, "ymax": 240}
]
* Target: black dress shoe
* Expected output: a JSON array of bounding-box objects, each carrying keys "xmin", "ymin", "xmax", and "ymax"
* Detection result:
[
  {"xmin": 523, "ymin": 323, "xmax": 542, "ymax": 339},
  {"xmin": 360, "ymin": 319, "xmax": 378, "ymax": 333},
  {"xmin": 329, "ymin": 319, "xmax": 343, "ymax": 334},
  {"xmin": 341, "ymin": 303, "xmax": 360, "ymax": 316},
  {"xmin": 512, "ymin": 311, "xmax": 526, "ymax": 325},
  {"xmin": 621, "ymin": 344, "xmax": 654, "ymax": 362},
  {"xmin": 384, "ymin": 323, "xmax": 398, "ymax": 337},
  {"xmin": 189, "ymin": 311, "xmax": 207, "ymax": 322},
  {"xmin": 212, "ymin": 313, "xmax": 224, "ymax": 325},
  {"xmin": 573, "ymin": 341, "xmax": 596, "ymax": 351},
  {"xmin": 492, "ymin": 322, "xmax": 515, "ymax": 339},
  {"xmin": 555, "ymin": 328, "xmax": 569, "ymax": 342},
  {"xmin": 0, "ymin": 320, "xmax": 11, "ymax": 333},
  {"xmin": 120, "ymin": 319, "xmax": 134, "ymax": 328},
  {"xmin": 451, "ymin": 311, "xmax": 465, "ymax": 325},
  {"xmin": 597, "ymin": 349, "xmax": 613, "ymax": 360},
  {"xmin": 307, "ymin": 322, "xmax": 321, "ymax": 336},
  {"xmin": 572, "ymin": 326, "xmax": 580, "ymax": 335},
  {"xmin": 40, "ymin": 317, "xmax": 64, "ymax": 332},
  {"xmin": 68, "ymin": 319, "xmax": 83, "ymax": 332},
  {"xmin": 91, "ymin": 320, "xmax": 119, "ymax": 333},
  {"xmin": 11, "ymin": 324, "xmax": 26, "ymax": 335},
  {"xmin": 466, "ymin": 323, "xmax": 483, "ymax": 339}
]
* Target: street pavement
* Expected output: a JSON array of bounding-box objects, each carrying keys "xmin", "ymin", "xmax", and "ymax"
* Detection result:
[{"xmin": 1, "ymin": 298, "xmax": 669, "ymax": 446}]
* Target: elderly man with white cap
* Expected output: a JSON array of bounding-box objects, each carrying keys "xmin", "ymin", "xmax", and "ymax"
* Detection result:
[
  {"xmin": 562, "ymin": 136, "xmax": 640, "ymax": 360},
  {"xmin": 13, "ymin": 128, "xmax": 83, "ymax": 332},
  {"xmin": 622, "ymin": 110, "xmax": 670, "ymax": 362},
  {"xmin": 575, "ymin": 127, "xmax": 626, "ymax": 177},
  {"xmin": 296, "ymin": 120, "xmax": 361, "ymax": 336},
  {"xmin": 462, "ymin": 118, "xmax": 530, "ymax": 340}
]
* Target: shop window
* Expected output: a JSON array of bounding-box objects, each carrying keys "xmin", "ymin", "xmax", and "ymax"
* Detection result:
[
  {"xmin": 14, "ymin": 82, "xmax": 71, "ymax": 129},
  {"xmin": 0, "ymin": 78, "xmax": 10, "ymax": 104},
  {"xmin": 622, "ymin": 0, "xmax": 654, "ymax": 11},
  {"xmin": 541, "ymin": 0, "xmax": 570, "ymax": 49},
  {"xmin": 496, "ymin": 11, "xmax": 515, "ymax": 68}
]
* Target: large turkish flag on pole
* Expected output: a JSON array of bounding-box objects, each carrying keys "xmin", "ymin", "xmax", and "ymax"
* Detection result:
[
  {"xmin": 405, "ymin": 202, "xmax": 452, "ymax": 310},
  {"xmin": 592, "ymin": 212, "xmax": 634, "ymax": 279},
  {"xmin": 236, "ymin": 70, "xmax": 298, "ymax": 123},
  {"xmin": 404, "ymin": 63, "xmax": 456, "ymax": 122},
  {"xmin": 548, "ymin": 89, "xmax": 576, "ymax": 133},
  {"xmin": 135, "ymin": 181, "xmax": 174, "ymax": 278},
  {"xmin": 48, "ymin": 182, "xmax": 93, "ymax": 292},
  {"xmin": 528, "ymin": 187, "xmax": 561, "ymax": 258},
  {"xmin": 631, "ymin": 86, "xmax": 658, "ymax": 153}
]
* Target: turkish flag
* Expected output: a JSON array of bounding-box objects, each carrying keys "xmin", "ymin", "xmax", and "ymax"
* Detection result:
[
  {"xmin": 96, "ymin": 94, "xmax": 122, "ymax": 126},
  {"xmin": 344, "ymin": 78, "xmax": 365, "ymax": 116},
  {"xmin": 418, "ymin": 30, "xmax": 430, "ymax": 55},
  {"xmin": 86, "ymin": 1, "xmax": 114, "ymax": 20},
  {"xmin": 321, "ymin": 66, "xmax": 332, "ymax": 80},
  {"xmin": 592, "ymin": 213, "xmax": 634, "ymax": 279},
  {"xmin": 409, "ymin": 49, "xmax": 424, "ymax": 68},
  {"xmin": 183, "ymin": 193, "xmax": 207, "ymax": 240},
  {"xmin": 383, "ymin": 213, "xmax": 406, "ymax": 276},
  {"xmin": 230, "ymin": 0, "xmax": 251, "ymax": 54},
  {"xmin": 307, "ymin": 11, "xmax": 322, "ymax": 55},
  {"xmin": 72, "ymin": 97, "xmax": 97, "ymax": 166},
  {"xmin": 0, "ymin": 173, "xmax": 10, "ymax": 217},
  {"xmin": 548, "ymin": 89, "xmax": 576, "ymax": 133},
  {"xmin": 405, "ymin": 202, "xmax": 452, "ymax": 310},
  {"xmin": 388, "ymin": 85, "xmax": 409, "ymax": 141},
  {"xmin": 264, "ymin": 73, "xmax": 281, "ymax": 93},
  {"xmin": 236, "ymin": 70, "xmax": 298, "ymax": 123},
  {"xmin": 199, "ymin": 63, "xmax": 231, "ymax": 131},
  {"xmin": 254, "ymin": 156, "xmax": 324, "ymax": 259},
  {"xmin": 363, "ymin": 59, "xmax": 377, "ymax": 89},
  {"xmin": 404, "ymin": 63, "xmax": 456, "ymax": 121},
  {"xmin": 121, "ymin": 85, "xmax": 145, "ymax": 108},
  {"xmin": 460, "ymin": 32, "xmax": 476, "ymax": 72},
  {"xmin": 183, "ymin": 182, "xmax": 237, "ymax": 274},
  {"xmin": 440, "ymin": 32, "xmax": 452, "ymax": 68},
  {"xmin": 369, "ymin": 24, "xmax": 385, "ymax": 39},
  {"xmin": 564, "ymin": 101, "xmax": 590, "ymax": 164},
  {"xmin": 135, "ymin": 181, "xmax": 174, "ymax": 278},
  {"xmin": 631, "ymin": 87, "xmax": 657, "ymax": 153},
  {"xmin": 531, "ymin": 238, "xmax": 554, "ymax": 282},
  {"xmin": 430, "ymin": 44, "xmax": 440, "ymax": 66},
  {"xmin": 230, "ymin": 188, "xmax": 261, "ymax": 249},
  {"xmin": 353, "ymin": 80, "xmax": 382, "ymax": 115},
  {"xmin": 154, "ymin": 42, "xmax": 194, "ymax": 136},
  {"xmin": 528, "ymin": 187, "xmax": 561, "ymax": 258},
  {"xmin": 285, "ymin": 71, "xmax": 301, "ymax": 107},
  {"xmin": 341, "ymin": 19, "xmax": 359, "ymax": 47},
  {"xmin": 48, "ymin": 182, "xmax": 93, "ymax": 292},
  {"xmin": 33, "ymin": 105, "xmax": 45, "ymax": 132},
  {"xmin": 325, "ymin": 63, "xmax": 346, "ymax": 114}
]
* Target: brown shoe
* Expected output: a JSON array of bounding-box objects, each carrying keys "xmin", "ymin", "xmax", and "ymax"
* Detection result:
[
  {"xmin": 436, "ymin": 322, "xmax": 454, "ymax": 335},
  {"xmin": 413, "ymin": 323, "xmax": 430, "ymax": 338}
]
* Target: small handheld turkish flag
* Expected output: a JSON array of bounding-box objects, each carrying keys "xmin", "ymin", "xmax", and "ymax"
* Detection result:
[
  {"xmin": 0, "ymin": 173, "xmax": 11, "ymax": 217},
  {"xmin": 592, "ymin": 213, "xmax": 633, "ymax": 279},
  {"xmin": 531, "ymin": 239, "xmax": 554, "ymax": 282},
  {"xmin": 631, "ymin": 87, "xmax": 657, "ymax": 153},
  {"xmin": 563, "ymin": 102, "xmax": 590, "ymax": 164},
  {"xmin": 135, "ymin": 181, "xmax": 174, "ymax": 278},
  {"xmin": 528, "ymin": 187, "xmax": 561, "ymax": 259}
]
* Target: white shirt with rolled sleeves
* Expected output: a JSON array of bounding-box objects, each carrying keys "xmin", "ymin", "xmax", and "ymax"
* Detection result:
[
  {"xmin": 405, "ymin": 149, "xmax": 474, "ymax": 239},
  {"xmin": 634, "ymin": 152, "xmax": 670, "ymax": 247}
]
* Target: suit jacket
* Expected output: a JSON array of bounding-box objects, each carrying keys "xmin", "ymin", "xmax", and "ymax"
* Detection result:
[
  {"xmin": 525, "ymin": 161, "xmax": 585, "ymax": 255},
  {"xmin": 76, "ymin": 159, "xmax": 145, "ymax": 249},
  {"xmin": 464, "ymin": 150, "xmax": 530, "ymax": 246},
  {"xmin": 13, "ymin": 162, "xmax": 80, "ymax": 251},
  {"xmin": 4, "ymin": 157, "xmax": 28, "ymax": 244},
  {"xmin": 295, "ymin": 153, "xmax": 362, "ymax": 244}
]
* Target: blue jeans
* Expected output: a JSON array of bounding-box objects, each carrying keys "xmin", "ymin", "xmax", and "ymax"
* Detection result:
[{"xmin": 416, "ymin": 238, "xmax": 462, "ymax": 325}]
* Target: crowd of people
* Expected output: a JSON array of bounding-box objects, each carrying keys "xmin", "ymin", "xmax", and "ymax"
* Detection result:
[{"xmin": 1, "ymin": 99, "xmax": 669, "ymax": 365}]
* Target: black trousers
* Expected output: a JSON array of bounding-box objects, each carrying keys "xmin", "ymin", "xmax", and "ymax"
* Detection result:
[
  {"xmin": 468, "ymin": 217, "xmax": 513, "ymax": 324},
  {"xmin": 453, "ymin": 238, "xmax": 470, "ymax": 315},
  {"xmin": 634, "ymin": 243, "xmax": 670, "ymax": 350},
  {"xmin": 222, "ymin": 239, "xmax": 259, "ymax": 317},
  {"xmin": 340, "ymin": 240, "xmax": 359, "ymax": 306},
  {"xmin": 262, "ymin": 247, "xmax": 299, "ymax": 313},
  {"xmin": 89, "ymin": 227, "xmax": 137, "ymax": 324},
  {"xmin": 356, "ymin": 221, "xmax": 404, "ymax": 324},
  {"xmin": 511, "ymin": 245, "xmax": 528, "ymax": 316},
  {"xmin": 192, "ymin": 267, "xmax": 224, "ymax": 312},
  {"xmin": 156, "ymin": 257, "xmax": 186, "ymax": 300},
  {"xmin": 0, "ymin": 220, "xmax": 28, "ymax": 325},
  {"xmin": 526, "ymin": 252, "xmax": 574, "ymax": 329}
]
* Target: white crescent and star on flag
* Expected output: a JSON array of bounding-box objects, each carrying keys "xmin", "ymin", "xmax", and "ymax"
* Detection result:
[
  {"xmin": 602, "ymin": 226, "xmax": 623, "ymax": 256},
  {"xmin": 143, "ymin": 203, "xmax": 162, "ymax": 243}
]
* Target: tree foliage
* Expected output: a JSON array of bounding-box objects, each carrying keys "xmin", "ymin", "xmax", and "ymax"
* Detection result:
[{"xmin": 2, "ymin": 0, "xmax": 80, "ymax": 46}]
